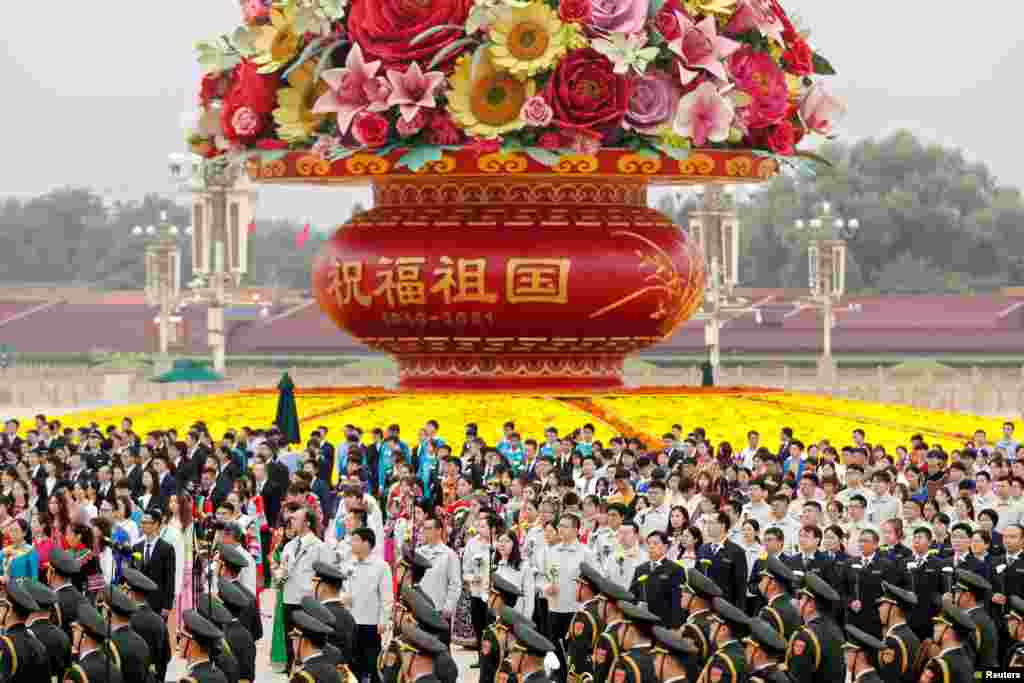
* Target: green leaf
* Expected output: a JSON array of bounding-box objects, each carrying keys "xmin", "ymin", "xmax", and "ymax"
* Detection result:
[
  {"xmin": 524, "ymin": 147, "xmax": 561, "ymax": 167},
  {"xmin": 327, "ymin": 148, "xmax": 358, "ymax": 161},
  {"xmin": 654, "ymin": 143, "xmax": 692, "ymax": 161},
  {"xmin": 231, "ymin": 27, "xmax": 259, "ymax": 57},
  {"xmin": 794, "ymin": 150, "xmax": 835, "ymax": 167},
  {"xmin": 396, "ymin": 145, "xmax": 445, "ymax": 172},
  {"xmin": 314, "ymin": 39, "xmax": 348, "ymax": 81},
  {"xmin": 812, "ymin": 53, "xmax": 836, "ymax": 75},
  {"xmin": 283, "ymin": 37, "xmax": 325, "ymax": 80},
  {"xmin": 636, "ymin": 146, "xmax": 660, "ymax": 160},
  {"xmin": 410, "ymin": 24, "xmax": 465, "ymax": 46},
  {"xmin": 648, "ymin": 0, "xmax": 666, "ymax": 17},
  {"xmin": 259, "ymin": 150, "xmax": 291, "ymax": 162},
  {"xmin": 469, "ymin": 43, "xmax": 488, "ymax": 83},
  {"xmin": 427, "ymin": 37, "xmax": 478, "ymax": 70}
]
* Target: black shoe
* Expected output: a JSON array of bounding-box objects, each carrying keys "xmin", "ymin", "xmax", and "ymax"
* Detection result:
[{"xmin": 470, "ymin": 662, "xmax": 480, "ymax": 669}]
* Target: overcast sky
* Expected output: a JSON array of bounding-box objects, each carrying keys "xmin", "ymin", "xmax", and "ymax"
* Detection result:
[{"xmin": 2, "ymin": 1, "xmax": 1022, "ymax": 226}]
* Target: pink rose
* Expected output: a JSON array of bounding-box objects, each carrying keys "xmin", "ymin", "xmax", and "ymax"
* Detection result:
[
  {"xmin": 230, "ymin": 106, "xmax": 263, "ymax": 138},
  {"xmin": 425, "ymin": 112, "xmax": 463, "ymax": 145},
  {"xmin": 570, "ymin": 132, "xmax": 601, "ymax": 155},
  {"xmin": 352, "ymin": 111, "xmax": 390, "ymax": 148},
  {"xmin": 625, "ymin": 71, "xmax": 680, "ymax": 133},
  {"xmin": 243, "ymin": 0, "xmax": 271, "ymax": 23},
  {"xmin": 728, "ymin": 47, "xmax": 788, "ymax": 129},
  {"xmin": 521, "ymin": 96, "xmax": 554, "ymax": 127},
  {"xmin": 538, "ymin": 132, "xmax": 563, "ymax": 150},
  {"xmin": 396, "ymin": 110, "xmax": 429, "ymax": 137},
  {"xmin": 589, "ymin": 0, "xmax": 647, "ymax": 35}
]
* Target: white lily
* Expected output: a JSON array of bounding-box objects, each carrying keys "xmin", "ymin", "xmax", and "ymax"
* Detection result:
[{"xmin": 591, "ymin": 32, "xmax": 659, "ymax": 75}]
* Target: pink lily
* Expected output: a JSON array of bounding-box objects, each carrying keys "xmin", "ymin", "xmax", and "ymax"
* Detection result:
[
  {"xmin": 725, "ymin": 0, "xmax": 785, "ymax": 45},
  {"xmin": 668, "ymin": 13, "xmax": 742, "ymax": 84},
  {"xmin": 386, "ymin": 62, "xmax": 446, "ymax": 123},
  {"xmin": 801, "ymin": 83, "xmax": 846, "ymax": 136},
  {"xmin": 673, "ymin": 81, "xmax": 735, "ymax": 146},
  {"xmin": 313, "ymin": 43, "xmax": 392, "ymax": 135}
]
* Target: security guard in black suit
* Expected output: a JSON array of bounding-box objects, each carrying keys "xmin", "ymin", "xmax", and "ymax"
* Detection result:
[
  {"xmin": 507, "ymin": 621, "xmax": 557, "ymax": 683},
  {"xmin": 953, "ymin": 569, "xmax": 997, "ymax": 667},
  {"xmin": 64, "ymin": 602, "xmax": 123, "ymax": 683},
  {"xmin": 47, "ymin": 549, "xmax": 84, "ymax": 642},
  {"xmin": 393, "ymin": 624, "xmax": 448, "ymax": 683},
  {"xmin": 1005, "ymin": 596, "xmax": 1024, "ymax": 667},
  {"xmin": 875, "ymin": 582, "xmax": 920, "ymax": 683},
  {"xmin": 607, "ymin": 603, "xmax": 660, "ymax": 683},
  {"xmin": 218, "ymin": 545, "xmax": 264, "ymax": 643},
  {"xmin": 180, "ymin": 610, "xmax": 230, "ymax": 683},
  {"xmin": 588, "ymin": 578, "xmax": 633, "ymax": 683},
  {"xmin": 478, "ymin": 576, "xmax": 524, "ymax": 683},
  {"xmin": 840, "ymin": 531, "xmax": 902, "ymax": 638},
  {"xmin": 631, "ymin": 533, "xmax": 685, "ymax": 629},
  {"xmin": 650, "ymin": 626, "xmax": 699, "ymax": 683},
  {"xmin": 786, "ymin": 572, "xmax": 846, "ymax": 683},
  {"xmin": 697, "ymin": 516, "xmax": 749, "ymax": 612},
  {"xmin": 123, "ymin": 568, "xmax": 172, "ymax": 683},
  {"xmin": 23, "ymin": 579, "xmax": 72, "ymax": 681},
  {"xmin": 567, "ymin": 563, "xmax": 606, "ymax": 683},
  {"xmin": 219, "ymin": 582, "xmax": 259, "ymax": 683},
  {"xmin": 313, "ymin": 561, "xmax": 357, "ymax": 666},
  {"xmin": 743, "ymin": 618, "xmax": 793, "ymax": 683},
  {"xmin": 101, "ymin": 585, "xmax": 152, "ymax": 683},
  {"xmin": 902, "ymin": 546, "xmax": 944, "ymax": 643},
  {"xmin": 0, "ymin": 579, "xmax": 49, "ymax": 683},
  {"xmin": 290, "ymin": 609, "xmax": 343, "ymax": 683},
  {"xmin": 842, "ymin": 626, "xmax": 886, "ymax": 683},
  {"xmin": 697, "ymin": 598, "xmax": 749, "ymax": 683},
  {"xmin": 679, "ymin": 568, "xmax": 723, "ymax": 683},
  {"xmin": 197, "ymin": 595, "xmax": 241, "ymax": 683},
  {"xmin": 390, "ymin": 587, "xmax": 456, "ymax": 683},
  {"xmin": 755, "ymin": 556, "xmax": 801, "ymax": 642},
  {"xmin": 920, "ymin": 603, "xmax": 974, "ymax": 683}
]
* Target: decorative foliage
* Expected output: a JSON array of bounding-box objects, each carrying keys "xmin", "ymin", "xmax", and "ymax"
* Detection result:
[{"xmin": 188, "ymin": 0, "xmax": 843, "ymax": 163}]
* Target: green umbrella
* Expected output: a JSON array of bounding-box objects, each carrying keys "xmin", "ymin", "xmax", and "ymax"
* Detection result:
[
  {"xmin": 151, "ymin": 359, "xmax": 225, "ymax": 383},
  {"xmin": 274, "ymin": 372, "xmax": 301, "ymax": 444}
]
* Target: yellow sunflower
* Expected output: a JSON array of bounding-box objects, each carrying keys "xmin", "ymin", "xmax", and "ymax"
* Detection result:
[
  {"xmin": 273, "ymin": 60, "xmax": 329, "ymax": 143},
  {"xmin": 489, "ymin": 2, "xmax": 568, "ymax": 79},
  {"xmin": 251, "ymin": 6, "xmax": 302, "ymax": 73},
  {"xmin": 447, "ymin": 52, "xmax": 537, "ymax": 138}
]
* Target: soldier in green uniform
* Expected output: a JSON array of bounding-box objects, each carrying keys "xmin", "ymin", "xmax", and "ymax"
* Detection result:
[
  {"xmin": 919, "ymin": 602, "xmax": 975, "ymax": 683},
  {"xmin": 219, "ymin": 581, "xmax": 259, "ymax": 683},
  {"xmin": 394, "ymin": 624, "xmax": 448, "ymax": 683},
  {"xmin": 679, "ymin": 569, "xmax": 723, "ymax": 683},
  {"xmin": 0, "ymin": 579, "xmax": 49, "ymax": 683},
  {"xmin": 289, "ymin": 610, "xmax": 343, "ymax": 683},
  {"xmin": 122, "ymin": 568, "xmax": 171, "ymax": 683},
  {"xmin": 567, "ymin": 563, "xmax": 608, "ymax": 683},
  {"xmin": 218, "ymin": 545, "xmax": 264, "ymax": 643},
  {"xmin": 952, "ymin": 569, "xmax": 997, "ymax": 668},
  {"xmin": 743, "ymin": 618, "xmax": 793, "ymax": 683},
  {"xmin": 507, "ymin": 622, "xmax": 558, "ymax": 683},
  {"xmin": 755, "ymin": 557, "xmax": 800, "ymax": 643},
  {"xmin": 197, "ymin": 594, "xmax": 241, "ymax": 683},
  {"xmin": 101, "ymin": 585, "xmax": 152, "ymax": 683},
  {"xmin": 480, "ymin": 576, "xmax": 525, "ymax": 683},
  {"xmin": 1004, "ymin": 595, "xmax": 1024, "ymax": 667},
  {"xmin": 650, "ymin": 626, "xmax": 699, "ymax": 683},
  {"xmin": 607, "ymin": 603, "xmax": 661, "ymax": 683},
  {"xmin": 23, "ymin": 579, "xmax": 71, "ymax": 682},
  {"xmin": 490, "ymin": 607, "xmax": 534, "ymax": 683},
  {"xmin": 785, "ymin": 572, "xmax": 846, "ymax": 683},
  {"xmin": 313, "ymin": 561, "xmax": 357, "ymax": 666},
  {"xmin": 875, "ymin": 582, "xmax": 921, "ymax": 683},
  {"xmin": 302, "ymin": 597, "xmax": 349, "ymax": 677},
  {"xmin": 47, "ymin": 549, "xmax": 83, "ymax": 642},
  {"xmin": 179, "ymin": 609, "xmax": 229, "ymax": 683},
  {"xmin": 696, "ymin": 598, "xmax": 748, "ymax": 683},
  {"xmin": 395, "ymin": 588, "xmax": 457, "ymax": 683},
  {"xmin": 64, "ymin": 602, "xmax": 122, "ymax": 683},
  {"xmin": 396, "ymin": 551, "xmax": 434, "ymax": 601},
  {"xmin": 842, "ymin": 626, "xmax": 886, "ymax": 683},
  {"xmin": 588, "ymin": 578, "xmax": 634, "ymax": 683}
]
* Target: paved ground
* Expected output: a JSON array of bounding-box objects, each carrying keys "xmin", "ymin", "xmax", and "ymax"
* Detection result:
[{"xmin": 165, "ymin": 590, "xmax": 480, "ymax": 683}]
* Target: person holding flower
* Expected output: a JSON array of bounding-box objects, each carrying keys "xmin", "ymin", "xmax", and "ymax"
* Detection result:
[{"xmin": 0, "ymin": 519, "xmax": 38, "ymax": 583}]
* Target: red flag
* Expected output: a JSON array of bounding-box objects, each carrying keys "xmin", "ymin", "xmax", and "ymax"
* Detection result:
[
  {"xmin": 295, "ymin": 222, "xmax": 310, "ymax": 249},
  {"xmin": 247, "ymin": 219, "xmax": 256, "ymax": 234}
]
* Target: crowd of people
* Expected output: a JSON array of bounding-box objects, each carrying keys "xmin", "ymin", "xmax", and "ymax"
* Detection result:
[{"xmin": 0, "ymin": 413, "xmax": 1020, "ymax": 683}]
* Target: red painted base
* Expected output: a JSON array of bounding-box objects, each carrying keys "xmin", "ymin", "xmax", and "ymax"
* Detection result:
[{"xmin": 397, "ymin": 354, "xmax": 625, "ymax": 391}]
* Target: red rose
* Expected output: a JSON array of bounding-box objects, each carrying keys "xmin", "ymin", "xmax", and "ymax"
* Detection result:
[
  {"xmin": 543, "ymin": 48, "xmax": 632, "ymax": 136},
  {"xmin": 199, "ymin": 73, "xmax": 227, "ymax": 106},
  {"xmin": 255, "ymin": 139, "xmax": 290, "ymax": 150},
  {"xmin": 763, "ymin": 120, "xmax": 796, "ymax": 155},
  {"xmin": 227, "ymin": 60, "xmax": 279, "ymax": 114},
  {"xmin": 653, "ymin": 1, "xmax": 684, "ymax": 41},
  {"xmin": 352, "ymin": 112, "xmax": 390, "ymax": 148},
  {"xmin": 425, "ymin": 112, "xmax": 463, "ymax": 145},
  {"xmin": 347, "ymin": 0, "xmax": 472, "ymax": 71},
  {"xmin": 783, "ymin": 38, "xmax": 814, "ymax": 76},
  {"xmin": 537, "ymin": 132, "xmax": 563, "ymax": 150},
  {"xmin": 559, "ymin": 0, "xmax": 591, "ymax": 24}
]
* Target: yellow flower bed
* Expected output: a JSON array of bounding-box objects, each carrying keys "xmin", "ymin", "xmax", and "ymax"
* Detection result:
[{"xmin": 312, "ymin": 396, "xmax": 618, "ymax": 445}]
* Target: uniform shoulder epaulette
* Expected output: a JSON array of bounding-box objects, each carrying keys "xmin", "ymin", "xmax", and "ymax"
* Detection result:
[
  {"xmin": 291, "ymin": 671, "xmax": 317, "ymax": 683},
  {"xmin": 180, "ymin": 677, "xmax": 198, "ymax": 683},
  {"xmin": 0, "ymin": 635, "xmax": 17, "ymax": 677}
]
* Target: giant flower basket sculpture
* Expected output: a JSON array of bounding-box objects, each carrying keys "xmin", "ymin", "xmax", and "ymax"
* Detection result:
[{"xmin": 191, "ymin": 0, "xmax": 844, "ymax": 389}]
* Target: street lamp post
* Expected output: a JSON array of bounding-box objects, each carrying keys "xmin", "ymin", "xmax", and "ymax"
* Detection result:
[
  {"xmin": 794, "ymin": 202, "xmax": 860, "ymax": 379},
  {"xmin": 134, "ymin": 212, "xmax": 189, "ymax": 372}
]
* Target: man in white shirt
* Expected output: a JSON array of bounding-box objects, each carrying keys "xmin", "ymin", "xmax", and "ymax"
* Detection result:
[
  {"xmin": 602, "ymin": 521, "xmax": 648, "ymax": 587},
  {"xmin": 844, "ymin": 494, "xmax": 879, "ymax": 559},
  {"xmin": 543, "ymin": 514, "xmax": 587, "ymax": 648},
  {"xmin": 281, "ymin": 507, "xmax": 334, "ymax": 671},
  {"xmin": 418, "ymin": 516, "xmax": 461, "ymax": 621},
  {"xmin": 867, "ymin": 471, "xmax": 902, "ymax": 526},
  {"xmin": 992, "ymin": 477, "xmax": 1023, "ymax": 532},
  {"xmin": 740, "ymin": 430, "xmax": 760, "ymax": 470},
  {"xmin": 639, "ymin": 480, "xmax": 671, "ymax": 538},
  {"xmin": 742, "ymin": 479, "xmax": 772, "ymax": 531},
  {"xmin": 343, "ymin": 526, "xmax": 394, "ymax": 683},
  {"xmin": 765, "ymin": 495, "xmax": 801, "ymax": 554}
]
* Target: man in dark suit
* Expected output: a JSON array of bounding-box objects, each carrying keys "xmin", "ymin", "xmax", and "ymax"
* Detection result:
[
  {"xmin": 904, "ymin": 527, "xmax": 947, "ymax": 642},
  {"xmin": 126, "ymin": 447, "xmax": 146, "ymax": 498},
  {"xmin": 630, "ymin": 530, "xmax": 685, "ymax": 628},
  {"xmin": 840, "ymin": 528, "xmax": 902, "ymax": 638},
  {"xmin": 211, "ymin": 448, "xmax": 241, "ymax": 511},
  {"xmin": 783, "ymin": 526, "xmax": 831, "ymax": 577},
  {"xmin": 154, "ymin": 456, "xmax": 178, "ymax": 510},
  {"xmin": 696, "ymin": 512, "xmax": 749, "ymax": 609},
  {"xmin": 132, "ymin": 508, "xmax": 176, "ymax": 617}
]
